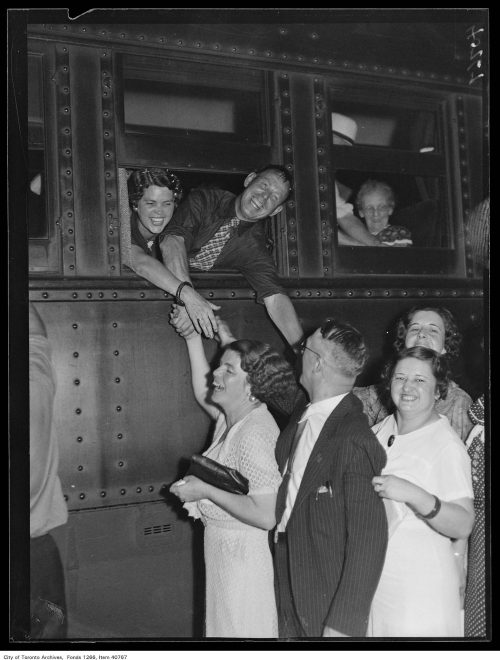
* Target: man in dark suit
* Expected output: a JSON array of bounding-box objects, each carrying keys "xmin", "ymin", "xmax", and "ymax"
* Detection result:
[{"xmin": 273, "ymin": 318, "xmax": 388, "ymax": 638}]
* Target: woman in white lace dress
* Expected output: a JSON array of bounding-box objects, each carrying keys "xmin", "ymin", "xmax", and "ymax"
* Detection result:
[{"xmin": 170, "ymin": 324, "xmax": 296, "ymax": 638}]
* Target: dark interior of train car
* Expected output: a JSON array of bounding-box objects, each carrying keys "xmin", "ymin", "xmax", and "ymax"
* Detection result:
[{"xmin": 8, "ymin": 8, "xmax": 489, "ymax": 649}]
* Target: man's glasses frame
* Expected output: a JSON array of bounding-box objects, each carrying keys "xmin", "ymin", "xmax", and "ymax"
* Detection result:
[{"xmin": 294, "ymin": 338, "xmax": 322, "ymax": 360}]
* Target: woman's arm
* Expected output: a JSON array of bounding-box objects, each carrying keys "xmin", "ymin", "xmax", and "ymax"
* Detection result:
[
  {"xmin": 372, "ymin": 474, "xmax": 474, "ymax": 539},
  {"xmin": 127, "ymin": 244, "xmax": 182, "ymax": 295},
  {"xmin": 182, "ymin": 333, "xmax": 220, "ymax": 420},
  {"xmin": 129, "ymin": 243, "xmax": 219, "ymax": 338},
  {"xmin": 170, "ymin": 475, "xmax": 276, "ymax": 530}
]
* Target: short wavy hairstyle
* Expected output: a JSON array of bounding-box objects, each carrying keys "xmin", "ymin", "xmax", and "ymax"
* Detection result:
[
  {"xmin": 381, "ymin": 345, "xmax": 451, "ymax": 401},
  {"xmin": 319, "ymin": 318, "xmax": 369, "ymax": 378},
  {"xmin": 253, "ymin": 164, "xmax": 294, "ymax": 195},
  {"xmin": 356, "ymin": 179, "xmax": 395, "ymax": 210},
  {"xmin": 393, "ymin": 306, "xmax": 462, "ymax": 361},
  {"xmin": 127, "ymin": 167, "xmax": 183, "ymax": 208},
  {"xmin": 226, "ymin": 340, "xmax": 297, "ymax": 414}
]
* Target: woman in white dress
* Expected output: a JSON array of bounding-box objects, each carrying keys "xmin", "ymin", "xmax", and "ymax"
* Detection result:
[
  {"xmin": 369, "ymin": 346, "xmax": 474, "ymax": 637},
  {"xmin": 170, "ymin": 322, "xmax": 296, "ymax": 638}
]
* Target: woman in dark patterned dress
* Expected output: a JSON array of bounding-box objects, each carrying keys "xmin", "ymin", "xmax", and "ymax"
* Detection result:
[{"xmin": 464, "ymin": 395, "xmax": 487, "ymax": 637}]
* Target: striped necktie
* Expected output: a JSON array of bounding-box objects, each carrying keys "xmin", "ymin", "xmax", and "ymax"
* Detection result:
[{"xmin": 188, "ymin": 216, "xmax": 240, "ymax": 271}]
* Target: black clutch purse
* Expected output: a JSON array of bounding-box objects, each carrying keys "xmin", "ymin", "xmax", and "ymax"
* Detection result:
[{"xmin": 186, "ymin": 454, "xmax": 249, "ymax": 495}]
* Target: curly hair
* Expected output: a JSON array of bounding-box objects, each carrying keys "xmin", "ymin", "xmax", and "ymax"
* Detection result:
[
  {"xmin": 227, "ymin": 340, "xmax": 297, "ymax": 414},
  {"xmin": 381, "ymin": 345, "xmax": 451, "ymax": 402},
  {"xmin": 355, "ymin": 179, "xmax": 395, "ymax": 210},
  {"xmin": 393, "ymin": 306, "xmax": 462, "ymax": 361},
  {"xmin": 127, "ymin": 167, "xmax": 183, "ymax": 208}
]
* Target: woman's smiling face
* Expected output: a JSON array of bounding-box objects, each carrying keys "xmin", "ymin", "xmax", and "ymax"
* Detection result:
[
  {"xmin": 211, "ymin": 349, "xmax": 250, "ymax": 409},
  {"xmin": 391, "ymin": 357, "xmax": 438, "ymax": 418},
  {"xmin": 404, "ymin": 310, "xmax": 446, "ymax": 354},
  {"xmin": 136, "ymin": 185, "xmax": 175, "ymax": 239}
]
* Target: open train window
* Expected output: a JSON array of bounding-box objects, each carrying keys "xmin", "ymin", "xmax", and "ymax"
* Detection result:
[
  {"xmin": 116, "ymin": 54, "xmax": 273, "ymax": 170},
  {"xmin": 27, "ymin": 43, "xmax": 61, "ymax": 274},
  {"xmin": 118, "ymin": 167, "xmax": 273, "ymax": 282},
  {"xmin": 328, "ymin": 85, "xmax": 461, "ymax": 276},
  {"xmin": 28, "ymin": 53, "xmax": 47, "ymax": 239}
]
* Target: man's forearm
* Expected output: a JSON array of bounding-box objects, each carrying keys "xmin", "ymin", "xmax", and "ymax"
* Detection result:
[
  {"xmin": 263, "ymin": 293, "xmax": 303, "ymax": 346},
  {"xmin": 160, "ymin": 235, "xmax": 191, "ymax": 281},
  {"xmin": 337, "ymin": 214, "xmax": 380, "ymax": 246}
]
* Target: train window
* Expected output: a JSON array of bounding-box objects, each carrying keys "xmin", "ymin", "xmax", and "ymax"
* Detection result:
[
  {"xmin": 328, "ymin": 84, "xmax": 461, "ymax": 275},
  {"xmin": 331, "ymin": 103, "xmax": 438, "ymax": 152},
  {"xmin": 28, "ymin": 53, "xmax": 48, "ymax": 239},
  {"xmin": 335, "ymin": 169, "xmax": 450, "ymax": 249},
  {"xmin": 119, "ymin": 167, "xmax": 256, "ymax": 281},
  {"xmin": 120, "ymin": 55, "xmax": 269, "ymax": 145}
]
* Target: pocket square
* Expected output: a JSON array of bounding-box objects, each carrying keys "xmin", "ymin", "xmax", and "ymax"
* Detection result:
[{"xmin": 317, "ymin": 485, "xmax": 329, "ymax": 494}]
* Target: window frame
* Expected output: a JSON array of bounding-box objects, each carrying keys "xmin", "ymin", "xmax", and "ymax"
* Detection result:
[
  {"xmin": 114, "ymin": 53, "xmax": 274, "ymax": 170},
  {"xmin": 327, "ymin": 80, "xmax": 464, "ymax": 277}
]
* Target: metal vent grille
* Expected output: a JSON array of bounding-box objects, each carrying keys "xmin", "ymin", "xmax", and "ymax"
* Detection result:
[{"xmin": 143, "ymin": 523, "xmax": 173, "ymax": 536}]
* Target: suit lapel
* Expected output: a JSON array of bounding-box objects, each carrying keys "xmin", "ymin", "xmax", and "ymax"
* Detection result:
[{"xmin": 291, "ymin": 393, "xmax": 355, "ymax": 512}]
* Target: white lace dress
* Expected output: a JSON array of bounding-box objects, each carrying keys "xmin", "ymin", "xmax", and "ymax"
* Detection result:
[{"xmin": 187, "ymin": 404, "xmax": 282, "ymax": 638}]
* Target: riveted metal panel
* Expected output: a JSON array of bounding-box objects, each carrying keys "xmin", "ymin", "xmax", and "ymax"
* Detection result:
[
  {"xmin": 69, "ymin": 45, "xmax": 109, "ymax": 275},
  {"xmin": 289, "ymin": 74, "xmax": 322, "ymax": 278},
  {"xmin": 99, "ymin": 48, "xmax": 122, "ymax": 277},
  {"xmin": 52, "ymin": 502, "xmax": 202, "ymax": 637},
  {"xmin": 54, "ymin": 43, "xmax": 77, "ymax": 276},
  {"xmin": 37, "ymin": 300, "xmax": 215, "ymax": 510},
  {"xmin": 28, "ymin": 16, "xmax": 487, "ymax": 91}
]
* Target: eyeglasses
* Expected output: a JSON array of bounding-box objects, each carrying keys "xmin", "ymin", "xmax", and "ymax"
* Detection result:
[
  {"xmin": 294, "ymin": 338, "xmax": 322, "ymax": 360},
  {"xmin": 360, "ymin": 204, "xmax": 392, "ymax": 216}
]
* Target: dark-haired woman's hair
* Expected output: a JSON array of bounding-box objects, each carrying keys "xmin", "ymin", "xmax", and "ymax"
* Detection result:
[
  {"xmin": 393, "ymin": 306, "xmax": 462, "ymax": 361},
  {"xmin": 381, "ymin": 345, "xmax": 451, "ymax": 402},
  {"xmin": 226, "ymin": 340, "xmax": 297, "ymax": 415},
  {"xmin": 127, "ymin": 167, "xmax": 183, "ymax": 208}
]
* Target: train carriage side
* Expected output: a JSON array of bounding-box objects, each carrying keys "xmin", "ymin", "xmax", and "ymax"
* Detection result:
[{"xmin": 15, "ymin": 18, "xmax": 488, "ymax": 638}]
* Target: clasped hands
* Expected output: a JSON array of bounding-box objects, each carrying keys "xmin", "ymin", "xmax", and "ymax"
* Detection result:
[{"xmin": 170, "ymin": 303, "xmax": 236, "ymax": 346}]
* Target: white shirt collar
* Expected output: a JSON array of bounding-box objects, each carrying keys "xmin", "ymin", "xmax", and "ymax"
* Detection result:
[{"xmin": 300, "ymin": 392, "xmax": 349, "ymax": 422}]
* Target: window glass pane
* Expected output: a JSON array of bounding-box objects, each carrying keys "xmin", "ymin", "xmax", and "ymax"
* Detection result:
[
  {"xmin": 28, "ymin": 53, "xmax": 47, "ymax": 239},
  {"xmin": 28, "ymin": 53, "xmax": 44, "ymax": 147},
  {"xmin": 125, "ymin": 82, "xmax": 236, "ymax": 133},
  {"xmin": 28, "ymin": 149, "xmax": 48, "ymax": 239},
  {"xmin": 331, "ymin": 104, "xmax": 437, "ymax": 152},
  {"xmin": 122, "ymin": 55, "xmax": 267, "ymax": 143}
]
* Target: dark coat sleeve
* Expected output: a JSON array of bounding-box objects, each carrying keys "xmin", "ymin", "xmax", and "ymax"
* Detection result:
[{"xmin": 324, "ymin": 418, "xmax": 388, "ymax": 636}]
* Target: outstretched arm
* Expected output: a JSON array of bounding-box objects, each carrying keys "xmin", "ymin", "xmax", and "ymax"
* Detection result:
[
  {"xmin": 127, "ymin": 244, "xmax": 183, "ymax": 296},
  {"xmin": 263, "ymin": 293, "xmax": 303, "ymax": 346},
  {"xmin": 182, "ymin": 331, "xmax": 220, "ymax": 420},
  {"xmin": 337, "ymin": 214, "xmax": 381, "ymax": 246},
  {"xmin": 159, "ymin": 235, "xmax": 220, "ymax": 338}
]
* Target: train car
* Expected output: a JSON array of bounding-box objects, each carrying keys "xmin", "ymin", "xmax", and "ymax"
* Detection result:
[{"xmin": 9, "ymin": 9, "xmax": 489, "ymax": 642}]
